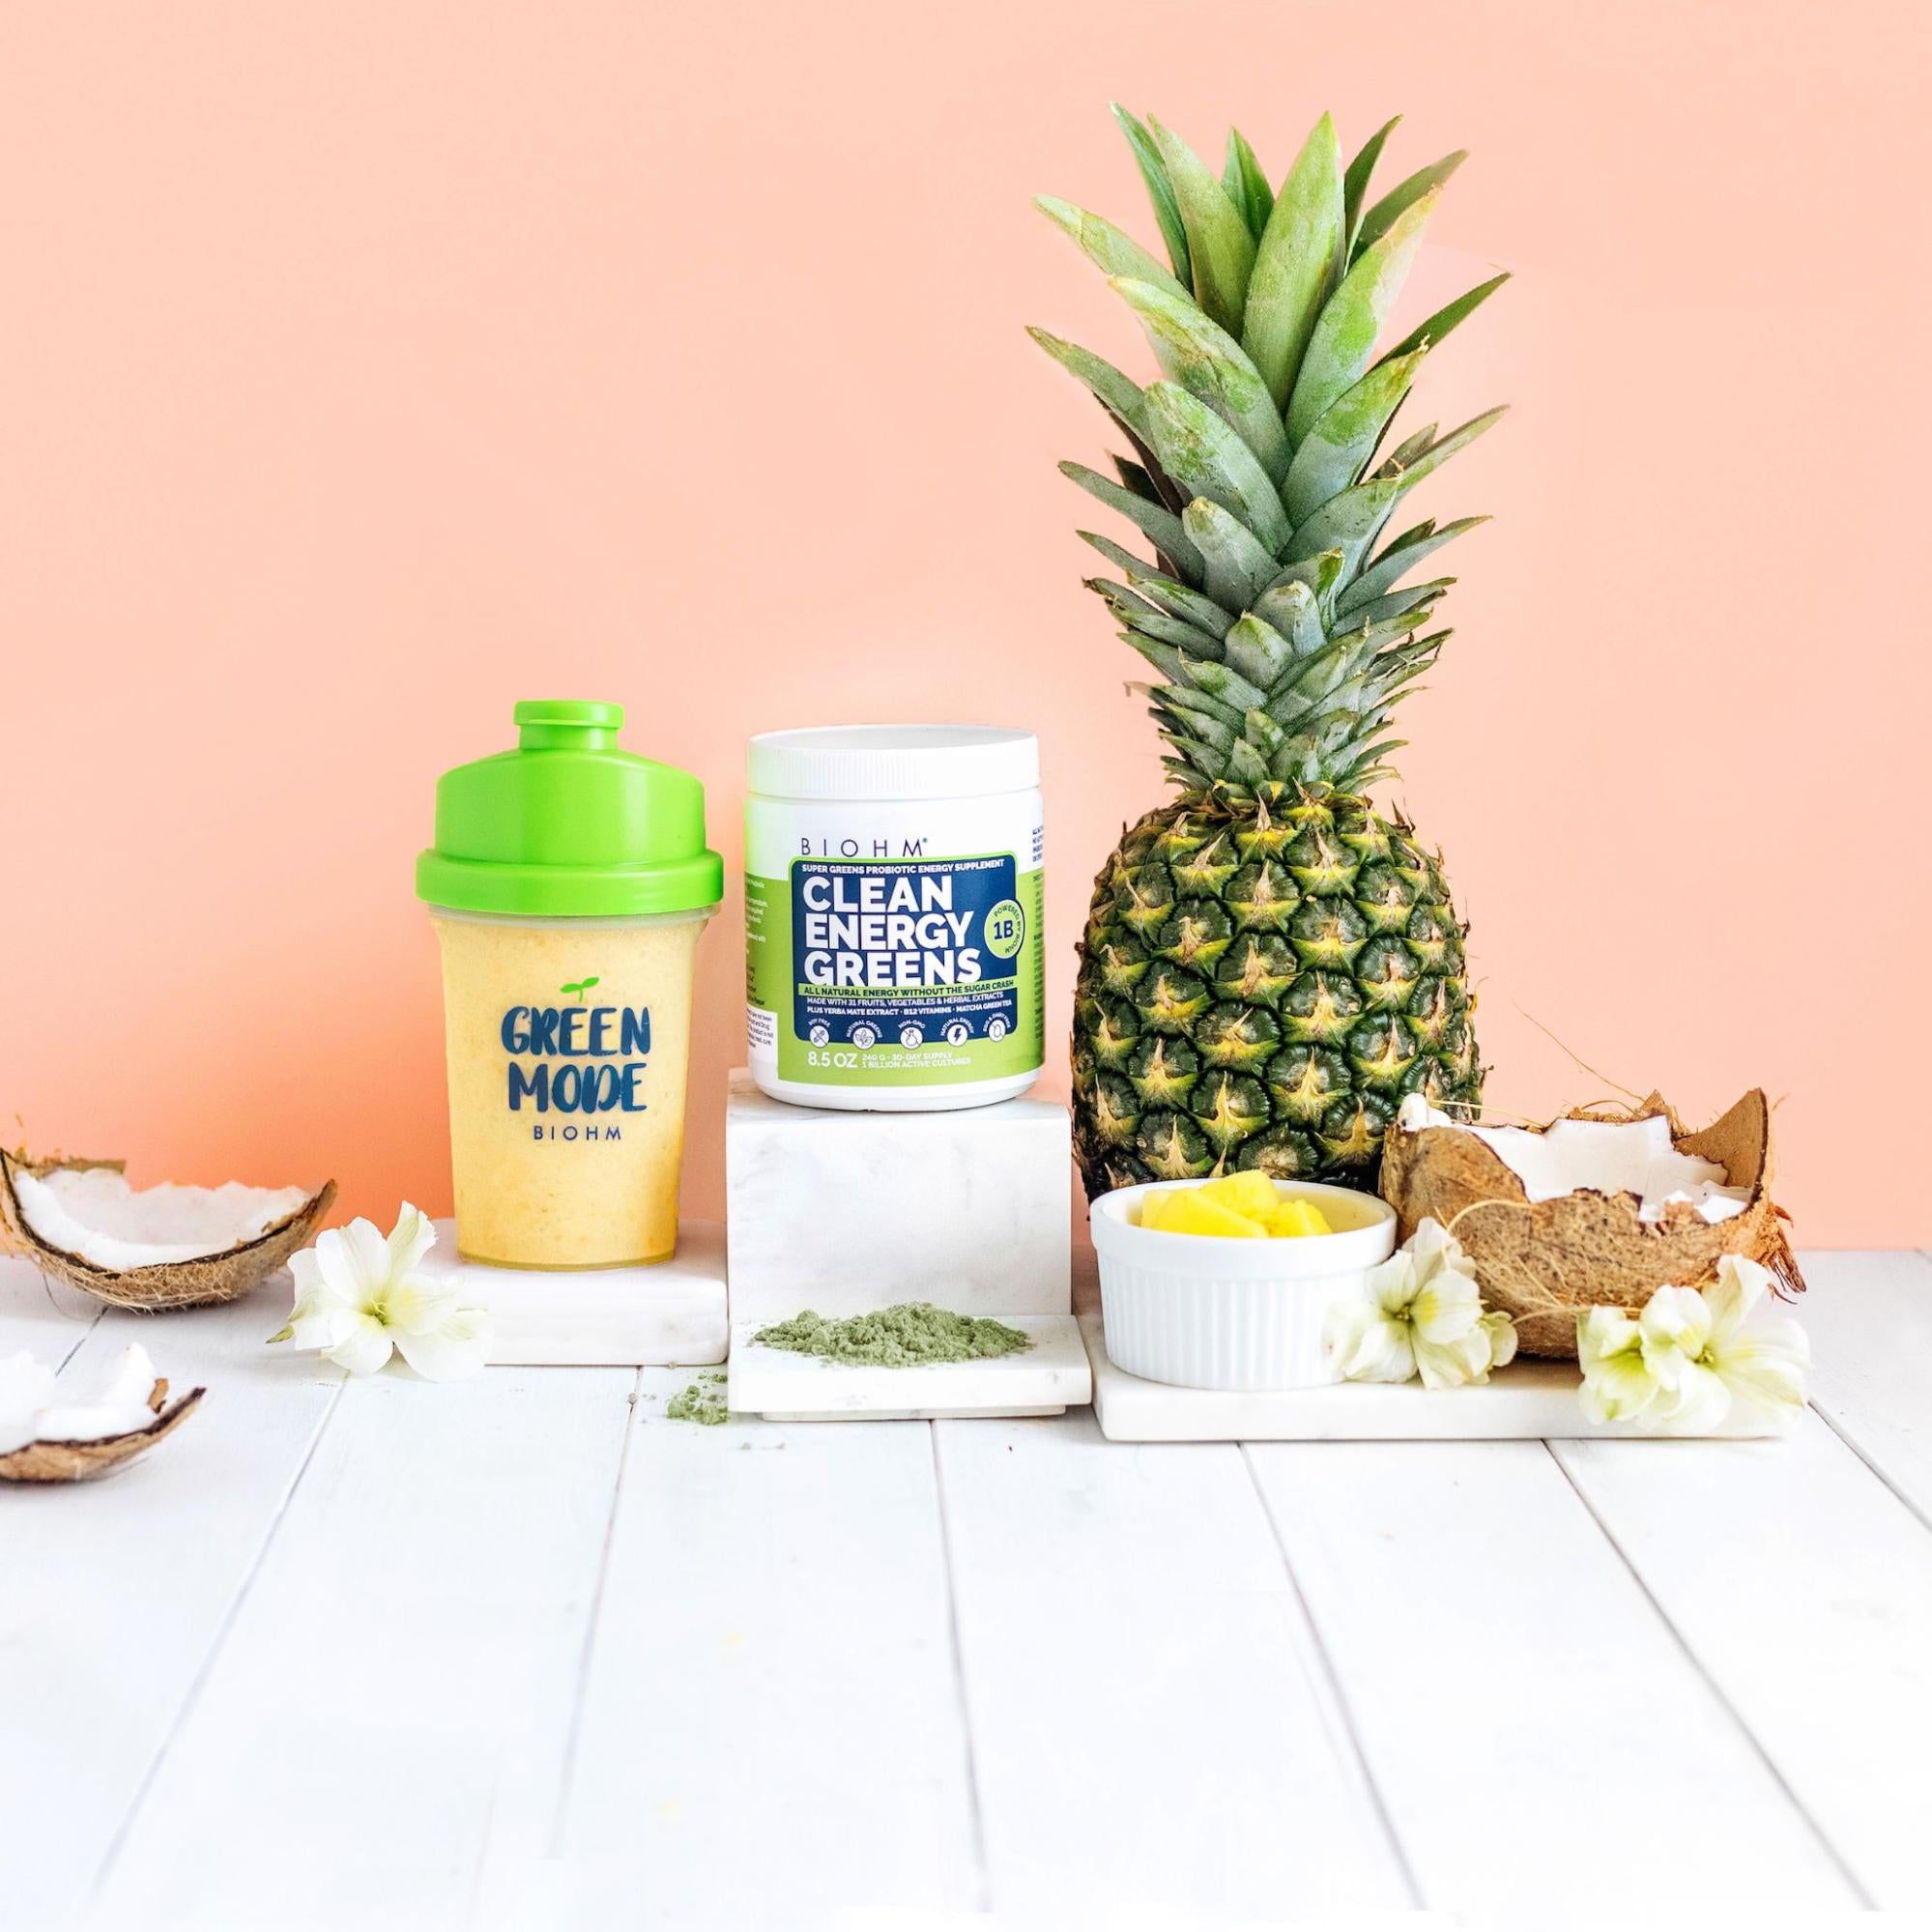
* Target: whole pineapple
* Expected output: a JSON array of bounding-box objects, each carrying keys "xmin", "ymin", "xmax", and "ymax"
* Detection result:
[{"xmin": 1038, "ymin": 107, "xmax": 1506, "ymax": 1197}]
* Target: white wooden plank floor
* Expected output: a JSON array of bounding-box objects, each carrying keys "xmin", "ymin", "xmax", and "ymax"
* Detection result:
[{"xmin": 2, "ymin": 1249, "xmax": 1926, "ymax": 1928}]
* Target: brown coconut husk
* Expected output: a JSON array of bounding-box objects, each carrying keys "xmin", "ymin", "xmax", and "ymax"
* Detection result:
[
  {"xmin": 0, "ymin": 1149, "xmax": 334, "ymax": 1312},
  {"xmin": 0, "ymin": 1375, "xmax": 204, "ymax": 1483},
  {"xmin": 1378, "ymin": 1089, "xmax": 1802, "ymax": 1359}
]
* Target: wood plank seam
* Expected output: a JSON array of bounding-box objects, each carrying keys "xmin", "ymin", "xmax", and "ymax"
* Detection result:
[
  {"xmin": 1807, "ymin": 1401, "xmax": 1932, "ymax": 1538},
  {"xmin": 23, "ymin": 1271, "xmax": 105, "ymax": 1369},
  {"xmin": 1804, "ymin": 1249, "xmax": 1932, "ymax": 1537},
  {"xmin": 1236, "ymin": 1442, "xmax": 1424, "ymax": 1910},
  {"xmin": 1539, "ymin": 1440, "xmax": 1874, "ymax": 1909},
  {"xmin": 557, "ymin": 1399, "xmax": 982, "ymax": 1908},
  {"xmin": 927, "ymin": 1420, "xmax": 995, "ymax": 1914},
  {"xmin": 547, "ymin": 1367, "xmax": 645, "ymax": 1860},
  {"xmin": 85, "ymin": 1370, "xmax": 351, "ymax": 1906},
  {"xmin": 463, "ymin": 1763, "xmax": 504, "ymax": 1927}
]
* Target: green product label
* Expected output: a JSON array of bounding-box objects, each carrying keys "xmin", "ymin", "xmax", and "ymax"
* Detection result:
[{"xmin": 747, "ymin": 851, "xmax": 1044, "ymax": 1086}]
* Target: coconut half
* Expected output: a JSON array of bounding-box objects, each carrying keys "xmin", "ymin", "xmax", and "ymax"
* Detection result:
[
  {"xmin": 0, "ymin": 1364, "xmax": 204, "ymax": 1484},
  {"xmin": 1378, "ymin": 1088, "xmax": 1802, "ymax": 1359},
  {"xmin": 0, "ymin": 1150, "xmax": 334, "ymax": 1312}
]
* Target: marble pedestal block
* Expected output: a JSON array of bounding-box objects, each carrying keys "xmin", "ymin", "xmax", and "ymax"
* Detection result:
[
  {"xmin": 724, "ymin": 1069, "xmax": 1072, "ymax": 1325},
  {"xmin": 418, "ymin": 1218, "xmax": 728, "ymax": 1366}
]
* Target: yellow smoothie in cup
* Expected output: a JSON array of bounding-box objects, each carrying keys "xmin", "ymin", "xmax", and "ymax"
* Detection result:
[
  {"xmin": 417, "ymin": 702, "xmax": 724, "ymax": 1272},
  {"xmin": 432, "ymin": 910, "xmax": 708, "ymax": 1267}
]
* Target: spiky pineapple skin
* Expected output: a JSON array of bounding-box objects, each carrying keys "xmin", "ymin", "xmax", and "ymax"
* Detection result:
[{"xmin": 1071, "ymin": 783, "xmax": 1481, "ymax": 1198}]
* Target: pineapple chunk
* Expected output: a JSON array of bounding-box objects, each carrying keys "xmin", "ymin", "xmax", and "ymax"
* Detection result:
[
  {"xmin": 1144, "ymin": 1189, "xmax": 1268, "ymax": 1238},
  {"xmin": 1195, "ymin": 1171, "xmax": 1282, "ymax": 1219},
  {"xmin": 1135, "ymin": 1178, "xmax": 1330, "ymax": 1239},
  {"xmin": 1262, "ymin": 1197, "xmax": 1334, "ymax": 1239}
]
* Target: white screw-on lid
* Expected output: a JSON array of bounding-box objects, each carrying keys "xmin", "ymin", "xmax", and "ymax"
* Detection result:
[{"xmin": 746, "ymin": 725, "xmax": 1040, "ymax": 801}]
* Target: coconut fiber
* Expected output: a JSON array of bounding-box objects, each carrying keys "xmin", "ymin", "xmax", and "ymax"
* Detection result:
[{"xmin": 1379, "ymin": 1089, "xmax": 1802, "ymax": 1359}]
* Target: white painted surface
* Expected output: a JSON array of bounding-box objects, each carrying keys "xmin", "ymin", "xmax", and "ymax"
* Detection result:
[
  {"xmin": 2, "ymin": 1245, "xmax": 1925, "ymax": 1924},
  {"xmin": 0, "ymin": 1271, "xmax": 341, "ymax": 1931},
  {"xmin": 554, "ymin": 1379, "xmax": 983, "ymax": 1922},
  {"xmin": 724, "ymin": 1067, "xmax": 1071, "ymax": 1319},
  {"xmin": 0, "ymin": 1264, "xmax": 101, "ymax": 1362},
  {"xmin": 92, "ymin": 1359, "xmax": 636, "ymax": 1931},
  {"xmin": 934, "ymin": 1412, "xmax": 1412, "ymax": 1918},
  {"xmin": 1083, "ymin": 1309, "xmax": 1782, "ymax": 1439},
  {"xmin": 1552, "ymin": 1411, "xmax": 1932, "ymax": 1909},
  {"xmin": 727, "ymin": 1312, "xmax": 1090, "ymax": 1420},
  {"xmin": 1244, "ymin": 1435, "xmax": 1858, "ymax": 1916},
  {"xmin": 1796, "ymin": 1247, "xmax": 1932, "ymax": 1526},
  {"xmin": 417, "ymin": 1215, "xmax": 728, "ymax": 1366}
]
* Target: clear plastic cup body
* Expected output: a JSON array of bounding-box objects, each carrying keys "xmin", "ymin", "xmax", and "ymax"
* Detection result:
[{"xmin": 428, "ymin": 907, "xmax": 711, "ymax": 1269}]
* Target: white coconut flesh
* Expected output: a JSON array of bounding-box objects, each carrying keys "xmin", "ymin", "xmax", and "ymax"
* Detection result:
[
  {"xmin": 0, "ymin": 1342, "xmax": 159, "ymax": 1452},
  {"xmin": 13, "ymin": 1168, "xmax": 313, "ymax": 1272},
  {"xmin": 1396, "ymin": 1096, "xmax": 1750, "ymax": 1225}
]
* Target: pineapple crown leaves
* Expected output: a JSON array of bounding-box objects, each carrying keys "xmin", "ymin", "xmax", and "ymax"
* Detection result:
[{"xmin": 1032, "ymin": 107, "xmax": 1508, "ymax": 800}]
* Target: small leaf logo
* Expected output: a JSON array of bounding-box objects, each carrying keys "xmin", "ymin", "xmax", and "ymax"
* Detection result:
[{"xmin": 560, "ymin": 975, "xmax": 601, "ymax": 1004}]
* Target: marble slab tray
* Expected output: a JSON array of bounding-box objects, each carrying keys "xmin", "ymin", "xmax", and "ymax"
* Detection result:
[
  {"xmin": 724, "ymin": 1070, "xmax": 1072, "ymax": 1323},
  {"xmin": 1080, "ymin": 1310, "xmax": 1781, "ymax": 1441},
  {"xmin": 418, "ymin": 1218, "xmax": 728, "ymax": 1367},
  {"xmin": 727, "ymin": 1313, "xmax": 1092, "ymax": 1421}
]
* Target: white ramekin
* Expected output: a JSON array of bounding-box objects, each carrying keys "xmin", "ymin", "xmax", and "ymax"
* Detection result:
[{"xmin": 1090, "ymin": 1179, "xmax": 1399, "ymax": 1391}]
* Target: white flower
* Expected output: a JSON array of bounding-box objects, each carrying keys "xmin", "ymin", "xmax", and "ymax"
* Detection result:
[
  {"xmin": 1326, "ymin": 1218, "xmax": 1517, "ymax": 1390},
  {"xmin": 1578, "ymin": 1256, "xmax": 1809, "ymax": 1432},
  {"xmin": 1481, "ymin": 1302, "xmax": 1519, "ymax": 1372},
  {"xmin": 1577, "ymin": 1307, "xmax": 1665, "ymax": 1425},
  {"xmin": 1643, "ymin": 1255, "xmax": 1809, "ymax": 1431},
  {"xmin": 270, "ymin": 1204, "xmax": 490, "ymax": 1381}
]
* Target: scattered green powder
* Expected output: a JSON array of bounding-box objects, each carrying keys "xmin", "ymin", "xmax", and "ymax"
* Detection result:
[
  {"xmin": 753, "ymin": 1303, "xmax": 1032, "ymax": 1369},
  {"xmin": 667, "ymin": 1370, "xmax": 729, "ymax": 1426}
]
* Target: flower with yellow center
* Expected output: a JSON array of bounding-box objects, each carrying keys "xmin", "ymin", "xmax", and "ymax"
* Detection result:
[
  {"xmin": 1577, "ymin": 1255, "xmax": 1809, "ymax": 1432},
  {"xmin": 271, "ymin": 1204, "xmax": 490, "ymax": 1381},
  {"xmin": 1326, "ymin": 1218, "xmax": 1518, "ymax": 1390},
  {"xmin": 1577, "ymin": 1307, "xmax": 1661, "ymax": 1425}
]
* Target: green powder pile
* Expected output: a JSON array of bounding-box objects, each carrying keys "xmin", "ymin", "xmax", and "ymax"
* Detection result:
[
  {"xmin": 754, "ymin": 1303, "xmax": 1031, "ymax": 1369},
  {"xmin": 667, "ymin": 1370, "xmax": 729, "ymax": 1426}
]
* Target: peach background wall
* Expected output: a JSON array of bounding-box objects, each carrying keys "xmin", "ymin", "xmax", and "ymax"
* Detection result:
[{"xmin": 3, "ymin": 1, "xmax": 1927, "ymax": 1245}]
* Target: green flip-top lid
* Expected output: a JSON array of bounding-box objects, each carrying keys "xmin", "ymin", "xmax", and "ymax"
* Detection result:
[{"xmin": 416, "ymin": 701, "xmax": 723, "ymax": 918}]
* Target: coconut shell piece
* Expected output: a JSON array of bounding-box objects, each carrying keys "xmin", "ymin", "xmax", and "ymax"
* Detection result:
[
  {"xmin": 0, "ymin": 1376, "xmax": 205, "ymax": 1484},
  {"xmin": 1378, "ymin": 1089, "xmax": 1802, "ymax": 1359},
  {"xmin": 0, "ymin": 1150, "xmax": 334, "ymax": 1312}
]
